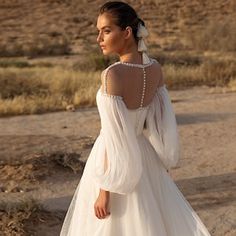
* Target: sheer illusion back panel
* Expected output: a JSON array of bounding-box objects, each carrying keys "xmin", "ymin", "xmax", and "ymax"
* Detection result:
[{"xmin": 101, "ymin": 59, "xmax": 163, "ymax": 110}]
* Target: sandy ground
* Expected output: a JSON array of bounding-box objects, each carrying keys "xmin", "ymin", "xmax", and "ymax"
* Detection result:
[{"xmin": 0, "ymin": 86, "xmax": 236, "ymax": 235}]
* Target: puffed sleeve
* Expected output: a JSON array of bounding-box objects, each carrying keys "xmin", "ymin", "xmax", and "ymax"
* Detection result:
[
  {"xmin": 92, "ymin": 89, "xmax": 143, "ymax": 195},
  {"xmin": 145, "ymin": 84, "xmax": 180, "ymax": 171}
]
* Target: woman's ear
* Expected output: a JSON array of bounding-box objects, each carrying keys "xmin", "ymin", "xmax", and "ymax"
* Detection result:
[{"xmin": 124, "ymin": 26, "xmax": 133, "ymax": 39}]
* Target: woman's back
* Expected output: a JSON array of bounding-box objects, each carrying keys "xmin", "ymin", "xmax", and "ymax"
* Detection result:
[{"xmin": 102, "ymin": 58, "xmax": 164, "ymax": 110}]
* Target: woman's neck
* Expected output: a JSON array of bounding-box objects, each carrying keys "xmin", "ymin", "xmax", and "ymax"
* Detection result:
[{"xmin": 119, "ymin": 44, "xmax": 143, "ymax": 64}]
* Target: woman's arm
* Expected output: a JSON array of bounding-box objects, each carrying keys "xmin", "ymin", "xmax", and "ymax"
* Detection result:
[{"xmin": 94, "ymin": 150, "xmax": 110, "ymax": 219}]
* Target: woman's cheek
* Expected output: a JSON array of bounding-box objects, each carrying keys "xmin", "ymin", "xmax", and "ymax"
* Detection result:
[{"xmin": 110, "ymin": 35, "xmax": 121, "ymax": 48}]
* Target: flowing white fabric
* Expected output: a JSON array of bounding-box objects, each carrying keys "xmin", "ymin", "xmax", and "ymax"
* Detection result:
[
  {"xmin": 60, "ymin": 65, "xmax": 211, "ymax": 235},
  {"xmin": 92, "ymin": 90, "xmax": 143, "ymax": 194},
  {"xmin": 146, "ymin": 85, "xmax": 180, "ymax": 171}
]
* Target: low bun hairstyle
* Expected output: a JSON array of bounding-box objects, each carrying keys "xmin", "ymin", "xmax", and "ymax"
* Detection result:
[{"xmin": 99, "ymin": 1, "xmax": 145, "ymax": 43}]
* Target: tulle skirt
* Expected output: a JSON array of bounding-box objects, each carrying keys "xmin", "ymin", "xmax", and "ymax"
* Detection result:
[{"xmin": 60, "ymin": 134, "xmax": 211, "ymax": 236}]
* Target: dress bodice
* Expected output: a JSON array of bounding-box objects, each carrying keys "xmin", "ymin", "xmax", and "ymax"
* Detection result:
[
  {"xmin": 126, "ymin": 108, "xmax": 149, "ymax": 136},
  {"xmin": 97, "ymin": 87, "xmax": 150, "ymax": 137}
]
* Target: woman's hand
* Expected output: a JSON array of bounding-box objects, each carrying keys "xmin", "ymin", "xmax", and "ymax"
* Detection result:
[{"xmin": 94, "ymin": 189, "xmax": 110, "ymax": 219}]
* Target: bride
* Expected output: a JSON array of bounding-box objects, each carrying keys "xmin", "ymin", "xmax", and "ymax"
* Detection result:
[{"xmin": 60, "ymin": 1, "xmax": 211, "ymax": 235}]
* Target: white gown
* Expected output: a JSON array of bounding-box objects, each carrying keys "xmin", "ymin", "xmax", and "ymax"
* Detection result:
[{"xmin": 60, "ymin": 59, "xmax": 211, "ymax": 236}]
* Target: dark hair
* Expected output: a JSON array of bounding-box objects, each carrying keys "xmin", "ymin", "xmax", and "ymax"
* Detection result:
[{"xmin": 99, "ymin": 1, "xmax": 145, "ymax": 43}]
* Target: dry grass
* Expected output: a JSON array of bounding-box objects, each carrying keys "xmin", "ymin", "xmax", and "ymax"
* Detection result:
[
  {"xmin": 27, "ymin": 151, "xmax": 86, "ymax": 174},
  {"xmin": 0, "ymin": 66, "xmax": 101, "ymax": 116},
  {"xmin": 0, "ymin": 59, "xmax": 53, "ymax": 68},
  {"xmin": 0, "ymin": 150, "xmax": 88, "ymax": 194},
  {"xmin": 0, "ymin": 52, "xmax": 236, "ymax": 116},
  {"xmin": 0, "ymin": 199, "xmax": 42, "ymax": 236},
  {"xmin": 72, "ymin": 53, "xmax": 118, "ymax": 72},
  {"xmin": 163, "ymin": 58, "xmax": 236, "ymax": 89},
  {"xmin": 228, "ymin": 79, "xmax": 236, "ymax": 91},
  {"xmin": 151, "ymin": 51, "xmax": 202, "ymax": 66},
  {"xmin": 0, "ymin": 199, "xmax": 64, "ymax": 236}
]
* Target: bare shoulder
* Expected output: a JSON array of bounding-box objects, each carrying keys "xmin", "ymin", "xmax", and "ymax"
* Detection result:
[
  {"xmin": 101, "ymin": 64, "xmax": 124, "ymax": 96},
  {"xmin": 151, "ymin": 60, "xmax": 164, "ymax": 87}
]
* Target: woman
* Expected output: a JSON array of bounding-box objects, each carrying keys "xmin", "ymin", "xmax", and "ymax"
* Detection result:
[{"xmin": 60, "ymin": 1, "xmax": 211, "ymax": 235}]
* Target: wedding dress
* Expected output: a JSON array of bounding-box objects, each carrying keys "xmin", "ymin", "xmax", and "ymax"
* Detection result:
[{"xmin": 60, "ymin": 58, "xmax": 211, "ymax": 236}]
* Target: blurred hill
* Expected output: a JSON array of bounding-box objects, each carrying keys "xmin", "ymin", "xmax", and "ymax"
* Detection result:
[{"xmin": 0, "ymin": 0, "xmax": 236, "ymax": 57}]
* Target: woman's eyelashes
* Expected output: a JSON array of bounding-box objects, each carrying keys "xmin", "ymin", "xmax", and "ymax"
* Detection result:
[{"xmin": 97, "ymin": 30, "xmax": 110, "ymax": 35}]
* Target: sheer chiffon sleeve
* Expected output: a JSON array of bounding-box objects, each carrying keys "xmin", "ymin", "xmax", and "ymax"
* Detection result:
[
  {"xmin": 145, "ymin": 84, "xmax": 180, "ymax": 171},
  {"xmin": 92, "ymin": 90, "xmax": 143, "ymax": 195}
]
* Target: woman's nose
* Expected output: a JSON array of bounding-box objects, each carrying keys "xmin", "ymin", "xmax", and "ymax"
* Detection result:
[{"xmin": 96, "ymin": 33, "xmax": 103, "ymax": 43}]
